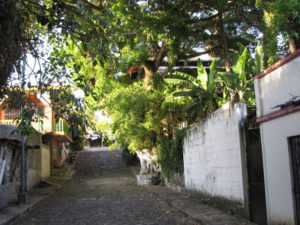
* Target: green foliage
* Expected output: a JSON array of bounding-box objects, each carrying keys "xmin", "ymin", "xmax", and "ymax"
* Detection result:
[
  {"xmin": 95, "ymin": 76, "xmax": 187, "ymax": 153},
  {"xmin": 158, "ymin": 128, "xmax": 187, "ymax": 179},
  {"xmin": 166, "ymin": 59, "xmax": 221, "ymax": 123},
  {"xmin": 262, "ymin": 0, "xmax": 300, "ymax": 41},
  {"xmin": 218, "ymin": 47, "xmax": 255, "ymax": 103},
  {"xmin": 2, "ymin": 88, "xmax": 45, "ymax": 136},
  {"xmin": 166, "ymin": 47, "xmax": 261, "ymax": 124},
  {"xmin": 258, "ymin": 0, "xmax": 300, "ymax": 58},
  {"xmin": 70, "ymin": 136, "xmax": 84, "ymax": 151},
  {"xmin": 0, "ymin": 0, "xmax": 41, "ymax": 89},
  {"xmin": 49, "ymin": 87, "xmax": 93, "ymax": 133},
  {"xmin": 2, "ymin": 86, "xmax": 91, "ymax": 137},
  {"xmin": 4, "ymin": 0, "xmax": 298, "ymax": 173}
]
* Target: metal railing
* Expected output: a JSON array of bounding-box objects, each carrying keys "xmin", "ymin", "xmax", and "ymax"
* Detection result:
[
  {"xmin": 0, "ymin": 119, "xmax": 72, "ymax": 139},
  {"xmin": 52, "ymin": 119, "xmax": 72, "ymax": 140}
]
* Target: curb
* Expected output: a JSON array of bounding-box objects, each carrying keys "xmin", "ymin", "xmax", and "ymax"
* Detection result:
[
  {"xmin": 131, "ymin": 166, "xmax": 255, "ymax": 225},
  {"xmin": 144, "ymin": 185, "xmax": 205, "ymax": 225}
]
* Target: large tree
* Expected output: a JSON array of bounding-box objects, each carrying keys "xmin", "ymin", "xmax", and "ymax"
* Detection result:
[{"xmin": 257, "ymin": 0, "xmax": 300, "ymax": 53}]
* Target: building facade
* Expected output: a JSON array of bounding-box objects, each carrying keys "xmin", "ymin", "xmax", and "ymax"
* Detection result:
[{"xmin": 254, "ymin": 50, "xmax": 300, "ymax": 225}]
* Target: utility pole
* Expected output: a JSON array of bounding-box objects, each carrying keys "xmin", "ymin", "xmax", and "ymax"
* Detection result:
[{"xmin": 18, "ymin": 55, "xmax": 27, "ymax": 204}]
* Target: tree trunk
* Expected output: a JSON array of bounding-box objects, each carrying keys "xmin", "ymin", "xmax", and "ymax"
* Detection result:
[
  {"xmin": 218, "ymin": 10, "xmax": 231, "ymax": 72},
  {"xmin": 289, "ymin": 37, "xmax": 296, "ymax": 53},
  {"xmin": 142, "ymin": 60, "xmax": 155, "ymax": 83},
  {"xmin": 142, "ymin": 41, "xmax": 169, "ymax": 84}
]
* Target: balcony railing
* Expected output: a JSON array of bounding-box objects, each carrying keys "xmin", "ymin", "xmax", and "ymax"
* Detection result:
[
  {"xmin": 0, "ymin": 120, "xmax": 44, "ymax": 132},
  {"xmin": 0, "ymin": 119, "xmax": 72, "ymax": 141},
  {"xmin": 52, "ymin": 119, "xmax": 72, "ymax": 140}
]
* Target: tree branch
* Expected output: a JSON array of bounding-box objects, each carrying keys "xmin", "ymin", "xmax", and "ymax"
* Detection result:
[{"xmin": 154, "ymin": 41, "xmax": 169, "ymax": 71}]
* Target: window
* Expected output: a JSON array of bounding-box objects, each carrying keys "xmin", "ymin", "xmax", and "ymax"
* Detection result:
[{"xmin": 4, "ymin": 108, "xmax": 21, "ymax": 120}]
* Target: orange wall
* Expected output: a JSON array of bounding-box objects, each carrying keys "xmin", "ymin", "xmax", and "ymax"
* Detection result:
[{"xmin": 0, "ymin": 94, "xmax": 45, "ymax": 120}]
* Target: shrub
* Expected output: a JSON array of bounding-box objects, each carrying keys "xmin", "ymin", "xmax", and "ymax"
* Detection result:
[
  {"xmin": 159, "ymin": 128, "xmax": 187, "ymax": 179},
  {"xmin": 71, "ymin": 136, "xmax": 84, "ymax": 151}
]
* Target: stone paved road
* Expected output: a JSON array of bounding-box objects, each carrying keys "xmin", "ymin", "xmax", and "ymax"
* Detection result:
[{"xmin": 16, "ymin": 148, "xmax": 201, "ymax": 225}]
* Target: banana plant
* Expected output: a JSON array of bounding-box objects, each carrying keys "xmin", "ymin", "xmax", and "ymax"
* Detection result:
[
  {"xmin": 165, "ymin": 59, "xmax": 220, "ymax": 122},
  {"xmin": 217, "ymin": 47, "xmax": 254, "ymax": 102}
]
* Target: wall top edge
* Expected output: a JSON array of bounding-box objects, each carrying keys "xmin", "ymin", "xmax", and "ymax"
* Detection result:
[{"xmin": 254, "ymin": 49, "xmax": 300, "ymax": 80}]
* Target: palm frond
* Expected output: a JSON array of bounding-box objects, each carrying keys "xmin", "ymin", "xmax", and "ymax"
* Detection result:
[
  {"xmin": 197, "ymin": 59, "xmax": 208, "ymax": 90},
  {"xmin": 185, "ymin": 101, "xmax": 202, "ymax": 114},
  {"xmin": 173, "ymin": 90, "xmax": 198, "ymax": 97},
  {"xmin": 164, "ymin": 78, "xmax": 196, "ymax": 89},
  {"xmin": 207, "ymin": 59, "xmax": 217, "ymax": 92},
  {"xmin": 233, "ymin": 47, "xmax": 248, "ymax": 82},
  {"xmin": 173, "ymin": 71, "xmax": 199, "ymax": 84}
]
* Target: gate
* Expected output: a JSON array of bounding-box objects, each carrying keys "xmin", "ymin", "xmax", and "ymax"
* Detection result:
[
  {"xmin": 246, "ymin": 127, "xmax": 267, "ymax": 225},
  {"xmin": 289, "ymin": 135, "xmax": 300, "ymax": 225}
]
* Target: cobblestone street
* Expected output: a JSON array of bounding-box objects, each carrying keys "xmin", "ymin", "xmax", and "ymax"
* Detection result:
[{"xmin": 16, "ymin": 148, "xmax": 201, "ymax": 225}]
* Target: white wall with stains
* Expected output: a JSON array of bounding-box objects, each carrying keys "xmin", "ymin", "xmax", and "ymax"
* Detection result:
[{"xmin": 183, "ymin": 102, "xmax": 247, "ymax": 203}]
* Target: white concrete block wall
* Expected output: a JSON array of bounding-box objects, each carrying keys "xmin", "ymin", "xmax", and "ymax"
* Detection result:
[{"xmin": 184, "ymin": 103, "xmax": 247, "ymax": 203}]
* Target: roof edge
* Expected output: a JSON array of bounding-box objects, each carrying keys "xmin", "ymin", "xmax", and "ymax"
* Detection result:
[
  {"xmin": 254, "ymin": 49, "xmax": 300, "ymax": 80},
  {"xmin": 256, "ymin": 105, "xmax": 300, "ymax": 123}
]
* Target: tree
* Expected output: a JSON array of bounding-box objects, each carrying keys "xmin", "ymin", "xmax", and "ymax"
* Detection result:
[
  {"xmin": 99, "ymin": 80, "xmax": 187, "ymax": 153},
  {"xmin": 1, "ymin": 0, "xmax": 268, "ymax": 91},
  {"xmin": 0, "ymin": 0, "xmax": 39, "ymax": 89},
  {"xmin": 257, "ymin": 0, "xmax": 300, "ymax": 53}
]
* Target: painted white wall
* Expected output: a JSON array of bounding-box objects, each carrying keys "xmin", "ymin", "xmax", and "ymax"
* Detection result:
[
  {"xmin": 260, "ymin": 113, "xmax": 300, "ymax": 225},
  {"xmin": 255, "ymin": 56, "xmax": 300, "ymax": 118},
  {"xmin": 254, "ymin": 54, "xmax": 300, "ymax": 225},
  {"xmin": 184, "ymin": 102, "xmax": 247, "ymax": 203},
  {"xmin": 43, "ymin": 105, "xmax": 53, "ymax": 133}
]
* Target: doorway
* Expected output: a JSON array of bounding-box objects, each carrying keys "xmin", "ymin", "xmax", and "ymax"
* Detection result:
[
  {"xmin": 246, "ymin": 127, "xmax": 267, "ymax": 225},
  {"xmin": 289, "ymin": 135, "xmax": 300, "ymax": 225}
]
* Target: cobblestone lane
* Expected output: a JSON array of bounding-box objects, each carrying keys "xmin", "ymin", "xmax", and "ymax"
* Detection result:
[{"xmin": 17, "ymin": 149, "xmax": 201, "ymax": 225}]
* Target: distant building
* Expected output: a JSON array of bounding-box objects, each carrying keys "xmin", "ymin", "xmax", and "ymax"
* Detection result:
[{"xmin": 0, "ymin": 87, "xmax": 73, "ymax": 206}]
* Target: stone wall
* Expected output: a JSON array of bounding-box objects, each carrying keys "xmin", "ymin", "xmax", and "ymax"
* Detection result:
[
  {"xmin": 183, "ymin": 102, "xmax": 248, "ymax": 203},
  {"xmin": 27, "ymin": 147, "xmax": 42, "ymax": 190},
  {"xmin": 137, "ymin": 149, "xmax": 161, "ymax": 174},
  {"xmin": 136, "ymin": 149, "xmax": 161, "ymax": 185},
  {"xmin": 0, "ymin": 142, "xmax": 18, "ymax": 209}
]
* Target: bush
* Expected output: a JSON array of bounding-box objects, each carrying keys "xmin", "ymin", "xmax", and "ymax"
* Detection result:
[
  {"xmin": 159, "ymin": 128, "xmax": 187, "ymax": 179},
  {"xmin": 71, "ymin": 136, "xmax": 84, "ymax": 151}
]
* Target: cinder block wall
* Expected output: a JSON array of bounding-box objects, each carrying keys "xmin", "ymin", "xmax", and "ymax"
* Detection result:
[
  {"xmin": 27, "ymin": 148, "xmax": 41, "ymax": 190},
  {"xmin": 184, "ymin": 103, "xmax": 248, "ymax": 203},
  {"xmin": 41, "ymin": 144, "xmax": 51, "ymax": 178}
]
